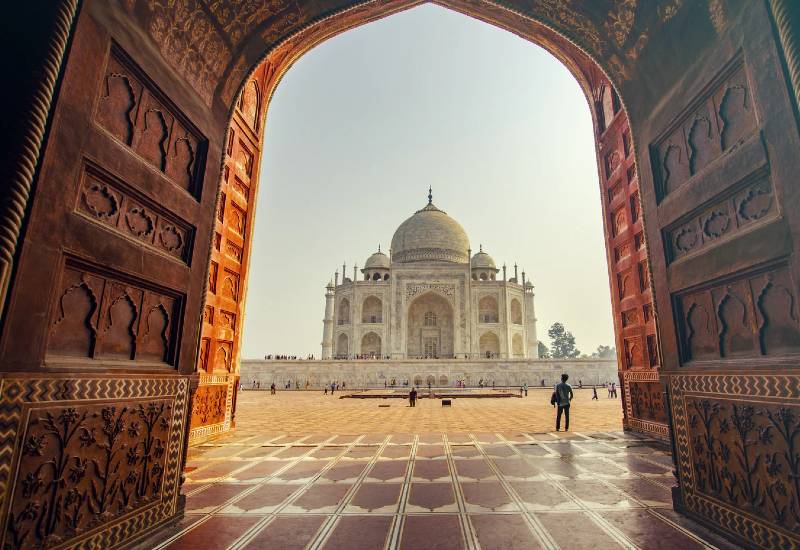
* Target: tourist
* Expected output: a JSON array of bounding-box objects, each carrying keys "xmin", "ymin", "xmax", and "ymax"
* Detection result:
[
  {"xmin": 554, "ymin": 373, "xmax": 574, "ymax": 432},
  {"xmin": 592, "ymin": 386, "xmax": 598, "ymax": 400},
  {"xmin": 523, "ymin": 382, "xmax": 528, "ymax": 397},
  {"xmin": 579, "ymin": 379, "xmax": 582, "ymax": 389},
  {"xmin": 324, "ymin": 386, "xmax": 328, "ymax": 395},
  {"xmin": 409, "ymin": 386, "xmax": 417, "ymax": 407},
  {"xmin": 270, "ymin": 382, "xmax": 276, "ymax": 395},
  {"xmin": 611, "ymin": 382, "xmax": 617, "ymax": 398},
  {"xmin": 330, "ymin": 382, "xmax": 335, "ymax": 395}
]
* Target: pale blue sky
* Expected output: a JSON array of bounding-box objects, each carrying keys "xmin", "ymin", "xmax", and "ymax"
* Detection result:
[{"xmin": 241, "ymin": 4, "xmax": 614, "ymax": 358}]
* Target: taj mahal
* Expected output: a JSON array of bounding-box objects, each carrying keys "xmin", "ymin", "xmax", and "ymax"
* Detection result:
[
  {"xmin": 321, "ymin": 190, "xmax": 539, "ymax": 360},
  {"xmin": 243, "ymin": 190, "xmax": 617, "ymax": 389}
]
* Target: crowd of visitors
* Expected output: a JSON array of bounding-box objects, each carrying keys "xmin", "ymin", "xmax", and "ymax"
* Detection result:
[
  {"xmin": 334, "ymin": 354, "xmax": 391, "ymax": 360},
  {"xmin": 263, "ymin": 354, "xmax": 315, "ymax": 360}
]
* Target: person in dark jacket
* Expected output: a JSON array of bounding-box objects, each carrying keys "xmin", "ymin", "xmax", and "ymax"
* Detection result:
[
  {"xmin": 409, "ymin": 387, "xmax": 418, "ymax": 407},
  {"xmin": 554, "ymin": 374, "xmax": 574, "ymax": 431}
]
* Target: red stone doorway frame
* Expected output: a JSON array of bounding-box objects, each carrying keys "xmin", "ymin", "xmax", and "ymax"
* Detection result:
[
  {"xmin": 191, "ymin": 0, "xmax": 665, "ymax": 446},
  {"xmin": 2, "ymin": 1, "xmax": 799, "ymax": 549}
]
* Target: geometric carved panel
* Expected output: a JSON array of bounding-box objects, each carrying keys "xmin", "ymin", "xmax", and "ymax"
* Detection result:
[
  {"xmin": 653, "ymin": 62, "xmax": 756, "ymax": 200},
  {"xmin": 667, "ymin": 175, "xmax": 775, "ymax": 262},
  {"xmin": 96, "ymin": 47, "xmax": 206, "ymax": 197},
  {"xmin": 48, "ymin": 260, "xmax": 182, "ymax": 365},
  {"xmin": 77, "ymin": 163, "xmax": 194, "ymax": 263},
  {"xmin": 0, "ymin": 375, "xmax": 188, "ymax": 549},
  {"xmin": 677, "ymin": 264, "xmax": 800, "ymax": 363}
]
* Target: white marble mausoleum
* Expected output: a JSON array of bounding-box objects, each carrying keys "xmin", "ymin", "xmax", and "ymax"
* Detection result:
[{"xmin": 321, "ymin": 191, "xmax": 539, "ymax": 360}]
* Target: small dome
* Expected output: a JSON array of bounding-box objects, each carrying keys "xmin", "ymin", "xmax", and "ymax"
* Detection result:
[
  {"xmin": 390, "ymin": 193, "xmax": 470, "ymax": 264},
  {"xmin": 365, "ymin": 249, "xmax": 390, "ymax": 269},
  {"xmin": 471, "ymin": 246, "xmax": 496, "ymax": 269}
]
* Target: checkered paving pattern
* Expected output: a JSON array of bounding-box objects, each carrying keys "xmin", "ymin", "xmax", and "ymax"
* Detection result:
[
  {"xmin": 145, "ymin": 431, "xmax": 741, "ymax": 549},
  {"xmin": 226, "ymin": 389, "xmax": 625, "ymax": 434}
]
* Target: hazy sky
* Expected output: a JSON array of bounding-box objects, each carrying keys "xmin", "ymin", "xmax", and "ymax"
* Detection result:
[{"xmin": 241, "ymin": 4, "xmax": 614, "ymax": 358}]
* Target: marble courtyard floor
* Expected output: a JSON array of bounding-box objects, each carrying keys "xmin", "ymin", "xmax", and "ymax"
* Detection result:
[{"xmin": 144, "ymin": 390, "xmax": 741, "ymax": 549}]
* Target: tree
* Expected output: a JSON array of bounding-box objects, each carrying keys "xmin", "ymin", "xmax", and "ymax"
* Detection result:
[
  {"xmin": 537, "ymin": 341, "xmax": 550, "ymax": 358},
  {"xmin": 548, "ymin": 322, "xmax": 580, "ymax": 358},
  {"xmin": 592, "ymin": 345, "xmax": 616, "ymax": 359}
]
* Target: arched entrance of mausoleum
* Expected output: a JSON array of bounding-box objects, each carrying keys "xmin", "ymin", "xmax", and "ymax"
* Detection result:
[
  {"xmin": 2, "ymin": 1, "xmax": 800, "ymax": 548},
  {"xmin": 406, "ymin": 291, "xmax": 455, "ymax": 358}
]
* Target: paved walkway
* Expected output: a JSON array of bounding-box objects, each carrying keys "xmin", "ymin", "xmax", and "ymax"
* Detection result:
[
  {"xmin": 230, "ymin": 388, "xmax": 624, "ymax": 434},
  {"xmin": 139, "ymin": 389, "xmax": 743, "ymax": 549}
]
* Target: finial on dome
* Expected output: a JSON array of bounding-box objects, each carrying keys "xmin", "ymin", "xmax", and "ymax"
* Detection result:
[
  {"xmin": 479, "ymin": 244, "xmax": 483, "ymax": 252},
  {"xmin": 378, "ymin": 244, "xmax": 381, "ymax": 253},
  {"xmin": 428, "ymin": 186, "xmax": 433, "ymax": 204}
]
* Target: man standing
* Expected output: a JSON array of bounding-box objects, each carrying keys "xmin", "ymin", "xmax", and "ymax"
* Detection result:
[
  {"xmin": 554, "ymin": 374, "xmax": 574, "ymax": 432},
  {"xmin": 409, "ymin": 387, "xmax": 418, "ymax": 407}
]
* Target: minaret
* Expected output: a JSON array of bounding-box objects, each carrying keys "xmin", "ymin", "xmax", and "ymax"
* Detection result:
[
  {"xmin": 321, "ymin": 280, "xmax": 335, "ymax": 359},
  {"xmin": 523, "ymin": 277, "xmax": 539, "ymax": 358}
]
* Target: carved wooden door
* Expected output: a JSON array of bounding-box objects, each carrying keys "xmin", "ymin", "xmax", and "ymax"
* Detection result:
[
  {"xmin": 0, "ymin": 5, "xmax": 221, "ymax": 548},
  {"xmin": 635, "ymin": 3, "xmax": 800, "ymax": 547}
]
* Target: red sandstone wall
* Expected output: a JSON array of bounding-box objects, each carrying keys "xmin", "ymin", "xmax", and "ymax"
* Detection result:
[
  {"xmin": 188, "ymin": 64, "xmax": 271, "ymax": 444},
  {"xmin": 589, "ymin": 78, "xmax": 667, "ymax": 439}
]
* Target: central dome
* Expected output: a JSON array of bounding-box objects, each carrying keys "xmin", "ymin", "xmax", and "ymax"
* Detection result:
[{"xmin": 391, "ymin": 199, "xmax": 470, "ymax": 264}]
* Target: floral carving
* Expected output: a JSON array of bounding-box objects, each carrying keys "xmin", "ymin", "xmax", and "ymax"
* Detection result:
[
  {"xmin": 191, "ymin": 385, "xmax": 228, "ymax": 426},
  {"xmin": 629, "ymin": 381, "xmax": 666, "ymax": 423},
  {"xmin": 6, "ymin": 402, "xmax": 172, "ymax": 548},
  {"xmin": 405, "ymin": 283, "xmax": 455, "ymax": 302},
  {"xmin": 687, "ymin": 398, "xmax": 800, "ymax": 532}
]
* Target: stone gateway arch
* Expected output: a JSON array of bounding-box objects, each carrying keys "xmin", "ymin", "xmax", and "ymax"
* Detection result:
[{"xmin": 1, "ymin": 1, "xmax": 799, "ymax": 548}]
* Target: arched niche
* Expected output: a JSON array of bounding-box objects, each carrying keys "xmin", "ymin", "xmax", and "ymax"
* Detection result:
[
  {"xmin": 479, "ymin": 331, "xmax": 500, "ymax": 358},
  {"xmin": 406, "ymin": 291, "xmax": 453, "ymax": 358},
  {"xmin": 362, "ymin": 296, "xmax": 383, "ymax": 323}
]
